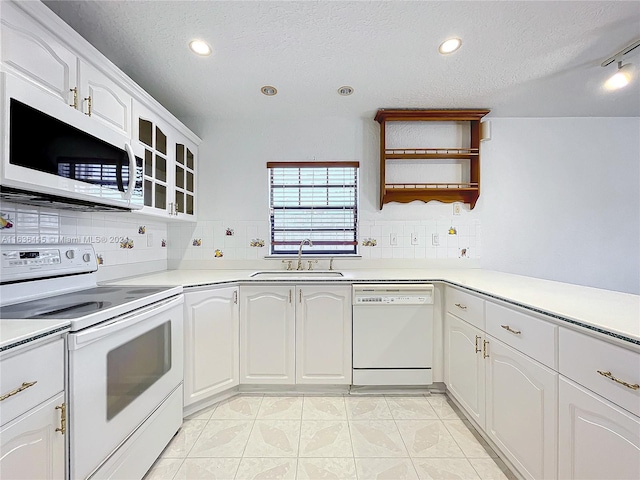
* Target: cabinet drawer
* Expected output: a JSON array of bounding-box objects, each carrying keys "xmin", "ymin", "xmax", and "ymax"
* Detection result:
[
  {"xmin": 0, "ymin": 338, "xmax": 64, "ymax": 426},
  {"xmin": 486, "ymin": 302, "xmax": 557, "ymax": 369},
  {"xmin": 446, "ymin": 287, "xmax": 485, "ymax": 330},
  {"xmin": 559, "ymin": 327, "xmax": 640, "ymax": 417}
]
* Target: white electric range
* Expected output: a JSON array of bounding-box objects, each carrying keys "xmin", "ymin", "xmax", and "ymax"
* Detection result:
[{"xmin": 0, "ymin": 244, "xmax": 184, "ymax": 480}]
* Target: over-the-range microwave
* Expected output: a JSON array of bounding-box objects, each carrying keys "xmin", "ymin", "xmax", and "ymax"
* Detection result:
[{"xmin": 0, "ymin": 74, "xmax": 143, "ymax": 211}]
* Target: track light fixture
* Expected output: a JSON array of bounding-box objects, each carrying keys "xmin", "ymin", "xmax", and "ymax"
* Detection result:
[{"xmin": 601, "ymin": 39, "xmax": 639, "ymax": 90}]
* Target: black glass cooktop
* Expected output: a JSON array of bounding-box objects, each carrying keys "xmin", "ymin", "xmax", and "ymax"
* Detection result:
[{"xmin": 0, "ymin": 286, "xmax": 169, "ymax": 320}]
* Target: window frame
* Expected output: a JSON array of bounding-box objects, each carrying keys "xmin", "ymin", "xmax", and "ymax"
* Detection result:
[{"xmin": 267, "ymin": 161, "xmax": 359, "ymax": 256}]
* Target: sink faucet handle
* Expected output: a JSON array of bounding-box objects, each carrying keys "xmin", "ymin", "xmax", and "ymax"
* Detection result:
[
  {"xmin": 329, "ymin": 257, "xmax": 334, "ymax": 270},
  {"xmin": 307, "ymin": 259, "xmax": 318, "ymax": 270},
  {"xmin": 282, "ymin": 259, "xmax": 293, "ymax": 271}
]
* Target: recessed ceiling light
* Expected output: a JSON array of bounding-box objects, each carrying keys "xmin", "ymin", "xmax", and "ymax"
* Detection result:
[
  {"xmin": 189, "ymin": 39, "xmax": 212, "ymax": 56},
  {"xmin": 261, "ymin": 86, "xmax": 278, "ymax": 96},
  {"xmin": 439, "ymin": 38, "xmax": 462, "ymax": 55},
  {"xmin": 338, "ymin": 86, "xmax": 354, "ymax": 96}
]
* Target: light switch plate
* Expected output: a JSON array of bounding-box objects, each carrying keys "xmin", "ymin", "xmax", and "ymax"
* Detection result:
[
  {"xmin": 147, "ymin": 233, "xmax": 153, "ymax": 247},
  {"xmin": 432, "ymin": 234, "xmax": 440, "ymax": 246},
  {"xmin": 390, "ymin": 233, "xmax": 398, "ymax": 246},
  {"xmin": 411, "ymin": 233, "xmax": 418, "ymax": 245}
]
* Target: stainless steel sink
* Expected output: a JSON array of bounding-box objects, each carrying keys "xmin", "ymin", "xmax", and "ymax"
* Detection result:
[{"xmin": 250, "ymin": 270, "xmax": 344, "ymax": 278}]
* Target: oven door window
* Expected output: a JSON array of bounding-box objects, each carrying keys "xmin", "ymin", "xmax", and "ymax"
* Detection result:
[{"xmin": 106, "ymin": 321, "xmax": 171, "ymax": 420}]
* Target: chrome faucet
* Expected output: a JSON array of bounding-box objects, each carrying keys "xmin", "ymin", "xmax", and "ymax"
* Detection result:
[{"xmin": 297, "ymin": 238, "xmax": 313, "ymax": 270}]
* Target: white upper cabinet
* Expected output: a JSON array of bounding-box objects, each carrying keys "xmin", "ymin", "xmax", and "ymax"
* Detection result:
[
  {"xmin": 132, "ymin": 101, "xmax": 198, "ymax": 220},
  {"xmin": 1, "ymin": 1, "xmax": 77, "ymax": 106},
  {"xmin": 78, "ymin": 59, "xmax": 132, "ymax": 137}
]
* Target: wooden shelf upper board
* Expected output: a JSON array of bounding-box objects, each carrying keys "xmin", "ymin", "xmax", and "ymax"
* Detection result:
[{"xmin": 375, "ymin": 109, "xmax": 491, "ymax": 123}]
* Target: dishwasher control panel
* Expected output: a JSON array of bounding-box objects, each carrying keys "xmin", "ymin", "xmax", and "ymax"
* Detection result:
[
  {"xmin": 355, "ymin": 295, "xmax": 431, "ymax": 305},
  {"xmin": 353, "ymin": 284, "xmax": 434, "ymax": 305}
]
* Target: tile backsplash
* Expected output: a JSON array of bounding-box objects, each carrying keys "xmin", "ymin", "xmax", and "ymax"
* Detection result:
[
  {"xmin": 167, "ymin": 218, "xmax": 481, "ymax": 263},
  {"xmin": 0, "ymin": 200, "xmax": 481, "ymax": 276},
  {"xmin": 0, "ymin": 201, "xmax": 168, "ymax": 278}
]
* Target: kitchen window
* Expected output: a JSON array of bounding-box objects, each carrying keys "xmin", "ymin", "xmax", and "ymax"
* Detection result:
[{"xmin": 268, "ymin": 162, "xmax": 359, "ymax": 255}]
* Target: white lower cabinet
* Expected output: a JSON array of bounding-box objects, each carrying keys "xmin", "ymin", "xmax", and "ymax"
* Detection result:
[
  {"xmin": 485, "ymin": 337, "xmax": 557, "ymax": 480},
  {"xmin": 444, "ymin": 312, "xmax": 486, "ymax": 428},
  {"xmin": 239, "ymin": 284, "xmax": 352, "ymax": 385},
  {"xmin": 0, "ymin": 337, "xmax": 66, "ymax": 480},
  {"xmin": 184, "ymin": 286, "xmax": 239, "ymax": 406},
  {"xmin": 558, "ymin": 376, "xmax": 640, "ymax": 480},
  {"xmin": 0, "ymin": 392, "xmax": 65, "ymax": 480},
  {"xmin": 240, "ymin": 285, "xmax": 295, "ymax": 384},
  {"xmin": 296, "ymin": 285, "xmax": 351, "ymax": 384}
]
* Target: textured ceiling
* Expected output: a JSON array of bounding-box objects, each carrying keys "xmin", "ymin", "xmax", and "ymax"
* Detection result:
[{"xmin": 42, "ymin": 1, "xmax": 640, "ymax": 125}]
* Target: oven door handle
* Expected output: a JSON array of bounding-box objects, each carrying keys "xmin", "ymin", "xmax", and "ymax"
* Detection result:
[{"xmin": 68, "ymin": 295, "xmax": 183, "ymax": 350}]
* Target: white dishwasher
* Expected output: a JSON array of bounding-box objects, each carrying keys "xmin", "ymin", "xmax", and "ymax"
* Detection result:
[{"xmin": 352, "ymin": 284, "xmax": 434, "ymax": 386}]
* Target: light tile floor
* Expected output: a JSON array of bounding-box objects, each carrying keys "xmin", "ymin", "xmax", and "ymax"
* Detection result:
[{"xmin": 144, "ymin": 394, "xmax": 517, "ymax": 480}]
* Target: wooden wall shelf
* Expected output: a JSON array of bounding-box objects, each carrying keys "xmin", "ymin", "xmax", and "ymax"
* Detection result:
[{"xmin": 375, "ymin": 108, "xmax": 490, "ymax": 209}]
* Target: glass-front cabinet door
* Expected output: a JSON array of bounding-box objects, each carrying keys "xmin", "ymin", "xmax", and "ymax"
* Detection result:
[
  {"xmin": 134, "ymin": 102, "xmax": 172, "ymax": 216},
  {"xmin": 132, "ymin": 101, "xmax": 198, "ymax": 220},
  {"xmin": 174, "ymin": 138, "xmax": 196, "ymax": 219}
]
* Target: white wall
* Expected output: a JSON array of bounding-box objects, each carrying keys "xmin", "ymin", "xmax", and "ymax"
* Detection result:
[
  {"xmin": 481, "ymin": 117, "xmax": 640, "ymax": 294},
  {"xmin": 169, "ymin": 116, "xmax": 482, "ymax": 267}
]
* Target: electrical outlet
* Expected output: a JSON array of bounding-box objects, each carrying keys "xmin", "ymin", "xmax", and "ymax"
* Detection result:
[
  {"xmin": 390, "ymin": 233, "xmax": 398, "ymax": 246},
  {"xmin": 453, "ymin": 203, "xmax": 461, "ymax": 215},
  {"xmin": 411, "ymin": 233, "xmax": 419, "ymax": 245},
  {"xmin": 147, "ymin": 233, "xmax": 153, "ymax": 247},
  {"xmin": 432, "ymin": 234, "xmax": 440, "ymax": 246}
]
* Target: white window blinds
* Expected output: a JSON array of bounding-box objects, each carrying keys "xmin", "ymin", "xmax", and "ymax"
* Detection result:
[{"xmin": 268, "ymin": 162, "xmax": 359, "ymax": 255}]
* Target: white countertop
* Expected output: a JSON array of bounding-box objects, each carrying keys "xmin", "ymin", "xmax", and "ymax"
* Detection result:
[
  {"xmin": 0, "ymin": 319, "xmax": 70, "ymax": 351},
  {"xmin": 3, "ymin": 268, "xmax": 637, "ymax": 351},
  {"xmin": 109, "ymin": 268, "xmax": 640, "ymax": 345}
]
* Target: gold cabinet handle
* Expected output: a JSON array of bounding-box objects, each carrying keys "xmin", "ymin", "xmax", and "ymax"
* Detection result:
[
  {"xmin": 233, "ymin": 290, "xmax": 238, "ymax": 304},
  {"xmin": 500, "ymin": 325, "xmax": 521, "ymax": 335},
  {"xmin": 69, "ymin": 87, "xmax": 78, "ymax": 109},
  {"xmin": 289, "ymin": 289, "xmax": 292, "ymax": 303},
  {"xmin": 55, "ymin": 403, "xmax": 66, "ymax": 435},
  {"xmin": 299, "ymin": 289, "xmax": 302, "ymax": 303},
  {"xmin": 0, "ymin": 381, "xmax": 37, "ymax": 401},
  {"xmin": 475, "ymin": 335, "xmax": 482, "ymax": 353},
  {"xmin": 597, "ymin": 370, "xmax": 640, "ymax": 390},
  {"xmin": 84, "ymin": 95, "xmax": 92, "ymax": 116},
  {"xmin": 483, "ymin": 339, "xmax": 490, "ymax": 358},
  {"xmin": 455, "ymin": 303, "xmax": 467, "ymax": 311}
]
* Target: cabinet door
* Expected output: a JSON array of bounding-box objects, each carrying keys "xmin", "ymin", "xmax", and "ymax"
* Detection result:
[
  {"xmin": 133, "ymin": 102, "xmax": 172, "ymax": 216},
  {"xmin": 444, "ymin": 313, "xmax": 485, "ymax": 428},
  {"xmin": 0, "ymin": 392, "xmax": 65, "ymax": 480},
  {"xmin": 558, "ymin": 377, "xmax": 640, "ymax": 480},
  {"xmin": 240, "ymin": 286, "xmax": 295, "ymax": 384},
  {"xmin": 78, "ymin": 60, "xmax": 132, "ymax": 137},
  {"xmin": 296, "ymin": 285, "xmax": 351, "ymax": 384},
  {"xmin": 173, "ymin": 136, "xmax": 197, "ymax": 220},
  {"xmin": 1, "ymin": 2, "xmax": 77, "ymax": 106},
  {"xmin": 485, "ymin": 337, "xmax": 558, "ymax": 480},
  {"xmin": 184, "ymin": 286, "xmax": 239, "ymax": 407}
]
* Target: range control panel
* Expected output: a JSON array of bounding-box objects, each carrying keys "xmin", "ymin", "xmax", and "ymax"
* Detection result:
[{"xmin": 1, "ymin": 244, "xmax": 97, "ymax": 283}]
